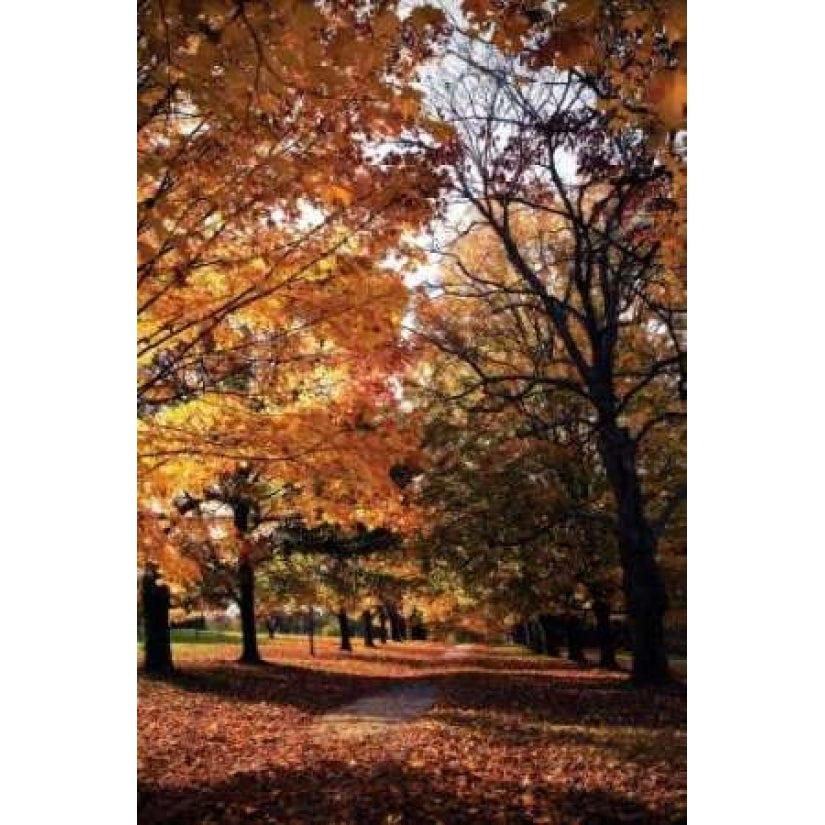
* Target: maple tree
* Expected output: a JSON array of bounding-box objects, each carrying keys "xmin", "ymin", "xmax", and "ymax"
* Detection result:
[
  {"xmin": 137, "ymin": 0, "xmax": 449, "ymax": 605},
  {"xmin": 138, "ymin": 0, "xmax": 450, "ymax": 405},
  {"xmin": 145, "ymin": 458, "xmax": 414, "ymax": 669},
  {"xmin": 135, "ymin": 0, "xmax": 458, "ymax": 672}
]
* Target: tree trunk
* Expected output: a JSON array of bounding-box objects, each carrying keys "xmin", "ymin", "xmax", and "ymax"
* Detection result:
[
  {"xmin": 534, "ymin": 619, "xmax": 549, "ymax": 655},
  {"xmin": 565, "ymin": 614, "xmax": 586, "ymax": 665},
  {"xmin": 142, "ymin": 568, "xmax": 173, "ymax": 675},
  {"xmin": 523, "ymin": 619, "xmax": 533, "ymax": 651},
  {"xmin": 377, "ymin": 607, "xmax": 388, "ymax": 644},
  {"xmin": 238, "ymin": 555, "xmax": 262, "ymax": 664},
  {"xmin": 538, "ymin": 614, "xmax": 561, "ymax": 656},
  {"xmin": 307, "ymin": 605, "xmax": 315, "ymax": 657},
  {"xmin": 388, "ymin": 604, "xmax": 403, "ymax": 642},
  {"xmin": 593, "ymin": 600, "xmax": 618, "ymax": 669},
  {"xmin": 598, "ymin": 423, "xmax": 670, "ymax": 684},
  {"xmin": 527, "ymin": 619, "xmax": 544, "ymax": 654},
  {"xmin": 362, "ymin": 609, "xmax": 376, "ymax": 648},
  {"xmin": 410, "ymin": 610, "xmax": 427, "ymax": 640},
  {"xmin": 338, "ymin": 608, "xmax": 352, "ymax": 652}
]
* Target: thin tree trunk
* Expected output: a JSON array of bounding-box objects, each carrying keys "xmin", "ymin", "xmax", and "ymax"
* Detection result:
[
  {"xmin": 238, "ymin": 554, "xmax": 262, "ymax": 664},
  {"xmin": 362, "ymin": 609, "xmax": 376, "ymax": 648},
  {"xmin": 307, "ymin": 605, "xmax": 315, "ymax": 657},
  {"xmin": 538, "ymin": 614, "xmax": 561, "ymax": 656},
  {"xmin": 388, "ymin": 604, "xmax": 403, "ymax": 642},
  {"xmin": 565, "ymin": 613, "xmax": 586, "ymax": 665},
  {"xmin": 377, "ymin": 606, "xmax": 388, "ymax": 644},
  {"xmin": 410, "ymin": 610, "xmax": 426, "ymax": 640},
  {"xmin": 534, "ymin": 619, "xmax": 549, "ymax": 655},
  {"xmin": 142, "ymin": 568, "xmax": 173, "ymax": 675},
  {"xmin": 338, "ymin": 608, "xmax": 352, "ymax": 652},
  {"xmin": 232, "ymin": 499, "xmax": 263, "ymax": 665},
  {"xmin": 593, "ymin": 600, "xmax": 618, "ymax": 669},
  {"xmin": 527, "ymin": 619, "xmax": 544, "ymax": 654},
  {"xmin": 598, "ymin": 423, "xmax": 670, "ymax": 684}
]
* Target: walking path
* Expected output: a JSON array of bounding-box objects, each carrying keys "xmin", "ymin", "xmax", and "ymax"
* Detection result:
[
  {"xmin": 311, "ymin": 645, "xmax": 474, "ymax": 741},
  {"xmin": 311, "ymin": 681, "xmax": 438, "ymax": 741}
]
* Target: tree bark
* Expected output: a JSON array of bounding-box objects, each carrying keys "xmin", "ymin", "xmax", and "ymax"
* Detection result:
[
  {"xmin": 238, "ymin": 554, "xmax": 262, "ymax": 664},
  {"xmin": 538, "ymin": 614, "xmax": 561, "ymax": 656},
  {"xmin": 307, "ymin": 605, "xmax": 315, "ymax": 657},
  {"xmin": 338, "ymin": 608, "xmax": 352, "ymax": 652},
  {"xmin": 527, "ymin": 619, "xmax": 544, "ymax": 654},
  {"xmin": 377, "ymin": 607, "xmax": 388, "ymax": 644},
  {"xmin": 232, "ymin": 498, "xmax": 263, "ymax": 665},
  {"xmin": 598, "ymin": 424, "xmax": 670, "ymax": 683},
  {"xmin": 142, "ymin": 568, "xmax": 174, "ymax": 675},
  {"xmin": 593, "ymin": 600, "xmax": 618, "ymax": 669},
  {"xmin": 565, "ymin": 614, "xmax": 587, "ymax": 665},
  {"xmin": 362, "ymin": 609, "xmax": 376, "ymax": 648},
  {"xmin": 410, "ymin": 609, "xmax": 427, "ymax": 640},
  {"xmin": 523, "ymin": 619, "xmax": 533, "ymax": 651},
  {"xmin": 388, "ymin": 604, "xmax": 403, "ymax": 642}
]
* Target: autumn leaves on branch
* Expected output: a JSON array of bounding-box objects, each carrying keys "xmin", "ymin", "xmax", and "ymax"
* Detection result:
[{"xmin": 138, "ymin": 0, "xmax": 686, "ymax": 684}]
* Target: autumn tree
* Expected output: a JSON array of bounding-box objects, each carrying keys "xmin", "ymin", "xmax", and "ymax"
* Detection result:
[
  {"xmin": 168, "ymin": 464, "xmax": 275, "ymax": 662},
  {"xmin": 138, "ymin": 510, "xmax": 200, "ymax": 673},
  {"xmin": 411, "ymin": 373, "xmax": 623, "ymax": 666},
  {"xmin": 136, "ymin": 0, "xmax": 687, "ymax": 685},
  {"xmin": 409, "ymin": 19, "xmax": 686, "ymax": 679},
  {"xmin": 160, "ymin": 459, "xmax": 411, "ymax": 664},
  {"xmin": 461, "ymin": 0, "xmax": 687, "ymax": 144},
  {"xmin": 137, "ymin": 1, "xmax": 449, "ymax": 612},
  {"xmin": 274, "ymin": 520, "xmax": 402, "ymax": 651},
  {"xmin": 138, "ymin": 0, "xmax": 450, "ymax": 410}
]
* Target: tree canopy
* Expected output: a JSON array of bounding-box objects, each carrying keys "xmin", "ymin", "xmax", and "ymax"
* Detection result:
[{"xmin": 137, "ymin": 0, "xmax": 686, "ymax": 685}]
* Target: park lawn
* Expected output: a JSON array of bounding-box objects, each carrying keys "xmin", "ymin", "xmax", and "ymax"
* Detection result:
[{"xmin": 138, "ymin": 641, "xmax": 686, "ymax": 824}]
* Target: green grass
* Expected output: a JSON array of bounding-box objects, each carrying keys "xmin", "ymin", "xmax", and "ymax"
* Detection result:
[
  {"xmin": 137, "ymin": 629, "xmax": 322, "ymax": 647},
  {"xmin": 137, "ymin": 628, "xmax": 242, "ymax": 646}
]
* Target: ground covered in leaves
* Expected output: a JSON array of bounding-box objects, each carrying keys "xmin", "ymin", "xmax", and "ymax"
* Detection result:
[{"xmin": 138, "ymin": 639, "xmax": 686, "ymax": 824}]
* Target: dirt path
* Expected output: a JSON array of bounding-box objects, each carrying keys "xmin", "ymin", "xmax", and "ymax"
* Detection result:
[
  {"xmin": 311, "ymin": 645, "xmax": 474, "ymax": 740},
  {"xmin": 311, "ymin": 681, "xmax": 437, "ymax": 740},
  {"xmin": 440, "ymin": 643, "xmax": 475, "ymax": 660}
]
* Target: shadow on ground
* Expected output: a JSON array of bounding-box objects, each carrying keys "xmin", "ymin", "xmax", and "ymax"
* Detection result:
[
  {"xmin": 432, "ymin": 670, "xmax": 686, "ymax": 730},
  {"xmin": 138, "ymin": 759, "xmax": 685, "ymax": 825},
  {"xmin": 145, "ymin": 654, "xmax": 685, "ymax": 728},
  {"xmin": 139, "ymin": 646, "xmax": 686, "ymax": 824},
  {"xmin": 153, "ymin": 661, "xmax": 407, "ymax": 713}
]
